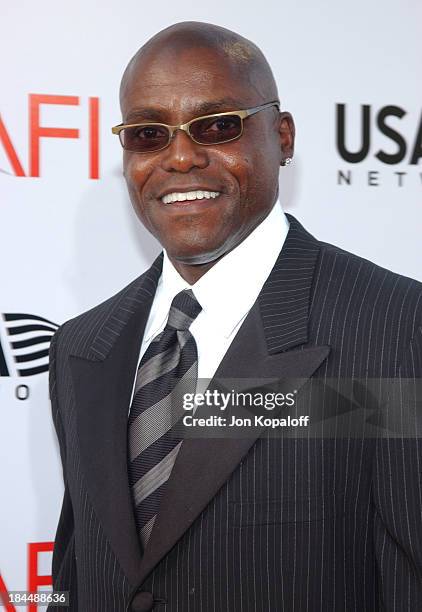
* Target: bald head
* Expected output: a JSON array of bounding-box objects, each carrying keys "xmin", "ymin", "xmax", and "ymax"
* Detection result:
[{"xmin": 120, "ymin": 21, "xmax": 279, "ymax": 109}]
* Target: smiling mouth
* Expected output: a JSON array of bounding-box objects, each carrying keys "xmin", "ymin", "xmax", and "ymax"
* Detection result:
[{"xmin": 161, "ymin": 190, "xmax": 221, "ymax": 204}]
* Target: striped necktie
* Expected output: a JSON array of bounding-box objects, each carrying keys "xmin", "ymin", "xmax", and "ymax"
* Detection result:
[{"xmin": 128, "ymin": 289, "xmax": 202, "ymax": 548}]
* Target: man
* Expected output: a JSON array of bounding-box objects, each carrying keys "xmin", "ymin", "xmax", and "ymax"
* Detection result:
[{"xmin": 48, "ymin": 21, "xmax": 422, "ymax": 612}]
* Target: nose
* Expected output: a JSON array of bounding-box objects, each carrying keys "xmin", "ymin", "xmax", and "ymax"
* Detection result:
[{"xmin": 160, "ymin": 129, "xmax": 209, "ymax": 173}]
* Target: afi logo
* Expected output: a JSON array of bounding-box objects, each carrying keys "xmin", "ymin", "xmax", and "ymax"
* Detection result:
[
  {"xmin": 0, "ymin": 94, "xmax": 100, "ymax": 178},
  {"xmin": 0, "ymin": 542, "xmax": 54, "ymax": 612},
  {"xmin": 336, "ymin": 104, "xmax": 422, "ymax": 165}
]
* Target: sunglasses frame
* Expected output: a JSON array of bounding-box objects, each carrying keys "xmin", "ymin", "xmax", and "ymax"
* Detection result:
[{"xmin": 111, "ymin": 100, "xmax": 280, "ymax": 153}]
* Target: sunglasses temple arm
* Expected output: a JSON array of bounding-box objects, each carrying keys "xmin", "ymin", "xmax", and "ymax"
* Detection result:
[{"xmin": 246, "ymin": 102, "xmax": 280, "ymax": 117}]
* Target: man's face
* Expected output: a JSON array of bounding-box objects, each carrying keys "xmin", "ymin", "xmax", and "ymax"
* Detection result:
[{"xmin": 121, "ymin": 46, "xmax": 294, "ymax": 265}]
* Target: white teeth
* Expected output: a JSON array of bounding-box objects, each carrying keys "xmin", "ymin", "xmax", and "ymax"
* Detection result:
[{"xmin": 161, "ymin": 190, "xmax": 220, "ymax": 204}]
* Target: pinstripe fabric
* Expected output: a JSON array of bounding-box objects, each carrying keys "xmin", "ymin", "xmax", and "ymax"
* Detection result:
[
  {"xmin": 48, "ymin": 214, "xmax": 422, "ymax": 611},
  {"xmin": 48, "ymin": 328, "xmax": 133, "ymax": 611}
]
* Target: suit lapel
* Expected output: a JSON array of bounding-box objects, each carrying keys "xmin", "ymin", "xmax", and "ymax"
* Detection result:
[
  {"xmin": 137, "ymin": 214, "xmax": 331, "ymax": 585},
  {"xmin": 68, "ymin": 255, "xmax": 162, "ymax": 586}
]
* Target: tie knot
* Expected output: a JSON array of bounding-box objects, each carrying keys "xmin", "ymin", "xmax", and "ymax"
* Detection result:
[{"xmin": 167, "ymin": 289, "xmax": 202, "ymax": 331}]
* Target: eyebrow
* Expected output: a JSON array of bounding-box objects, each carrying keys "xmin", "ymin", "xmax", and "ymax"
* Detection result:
[{"xmin": 125, "ymin": 97, "xmax": 245, "ymax": 123}]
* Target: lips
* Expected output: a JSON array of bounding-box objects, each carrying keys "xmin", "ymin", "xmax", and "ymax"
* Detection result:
[{"xmin": 161, "ymin": 190, "xmax": 221, "ymax": 204}]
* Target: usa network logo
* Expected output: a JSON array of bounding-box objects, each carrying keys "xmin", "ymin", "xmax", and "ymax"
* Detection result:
[
  {"xmin": 0, "ymin": 313, "xmax": 58, "ymax": 377},
  {"xmin": 335, "ymin": 103, "xmax": 422, "ymax": 188}
]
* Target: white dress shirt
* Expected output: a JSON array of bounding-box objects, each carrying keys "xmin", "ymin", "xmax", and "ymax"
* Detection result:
[{"xmin": 128, "ymin": 200, "xmax": 289, "ymax": 408}]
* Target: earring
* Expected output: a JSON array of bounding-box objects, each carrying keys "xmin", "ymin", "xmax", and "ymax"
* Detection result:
[{"xmin": 282, "ymin": 157, "xmax": 292, "ymax": 166}]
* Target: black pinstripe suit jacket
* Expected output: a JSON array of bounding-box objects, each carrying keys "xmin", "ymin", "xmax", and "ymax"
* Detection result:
[{"xmin": 48, "ymin": 214, "xmax": 422, "ymax": 612}]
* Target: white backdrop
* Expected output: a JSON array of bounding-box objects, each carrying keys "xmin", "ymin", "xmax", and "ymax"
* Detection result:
[{"xmin": 1, "ymin": 0, "xmax": 421, "ymax": 608}]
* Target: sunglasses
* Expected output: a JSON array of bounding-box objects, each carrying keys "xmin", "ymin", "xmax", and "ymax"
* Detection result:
[{"xmin": 111, "ymin": 100, "xmax": 280, "ymax": 153}]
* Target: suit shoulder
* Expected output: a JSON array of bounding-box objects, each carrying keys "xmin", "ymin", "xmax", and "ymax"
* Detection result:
[
  {"xmin": 53, "ymin": 271, "xmax": 151, "ymax": 354},
  {"xmin": 287, "ymin": 214, "xmax": 421, "ymax": 300},
  {"xmin": 314, "ymin": 237, "xmax": 422, "ymax": 327},
  {"xmin": 317, "ymin": 237, "xmax": 422, "ymax": 289}
]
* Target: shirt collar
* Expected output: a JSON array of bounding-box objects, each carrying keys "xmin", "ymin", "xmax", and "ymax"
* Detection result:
[{"xmin": 144, "ymin": 200, "xmax": 289, "ymax": 342}]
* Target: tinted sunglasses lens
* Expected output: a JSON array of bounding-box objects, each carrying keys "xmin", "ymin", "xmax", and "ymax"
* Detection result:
[
  {"xmin": 121, "ymin": 125, "xmax": 170, "ymax": 152},
  {"xmin": 190, "ymin": 114, "xmax": 242, "ymax": 144}
]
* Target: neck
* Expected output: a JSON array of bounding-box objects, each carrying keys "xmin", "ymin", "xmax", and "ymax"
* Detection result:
[{"xmin": 168, "ymin": 257, "xmax": 220, "ymax": 285}]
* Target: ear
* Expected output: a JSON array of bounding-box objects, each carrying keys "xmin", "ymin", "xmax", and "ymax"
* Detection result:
[{"xmin": 278, "ymin": 111, "xmax": 295, "ymax": 164}]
